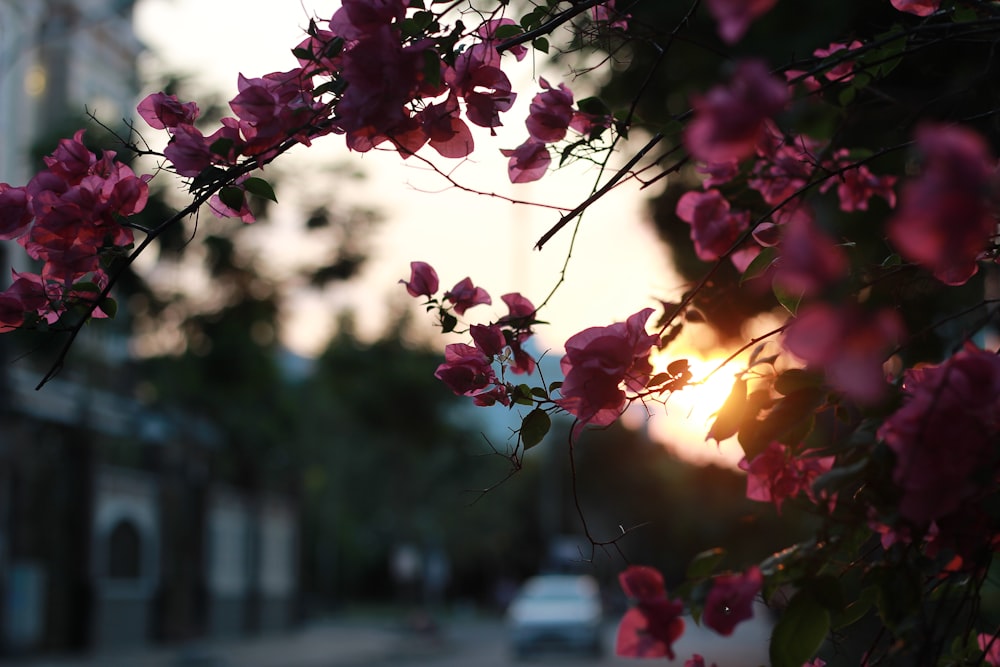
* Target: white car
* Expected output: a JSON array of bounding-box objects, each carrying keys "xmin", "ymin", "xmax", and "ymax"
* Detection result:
[{"xmin": 506, "ymin": 574, "xmax": 604, "ymax": 659}]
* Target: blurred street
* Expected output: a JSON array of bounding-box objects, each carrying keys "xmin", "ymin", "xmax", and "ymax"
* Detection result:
[{"xmin": 12, "ymin": 607, "xmax": 773, "ymax": 667}]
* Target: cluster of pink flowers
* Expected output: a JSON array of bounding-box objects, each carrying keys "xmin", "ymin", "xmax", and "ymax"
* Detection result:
[
  {"xmin": 556, "ymin": 308, "xmax": 659, "ymax": 428},
  {"xmin": 503, "ymin": 78, "xmax": 613, "ymax": 183},
  {"xmin": 400, "ymin": 261, "xmax": 537, "ymax": 407},
  {"xmin": 677, "ymin": 76, "xmax": 895, "ymax": 274},
  {"xmin": 878, "ymin": 343, "xmax": 1000, "ymax": 524},
  {"xmin": 887, "ymin": 123, "xmax": 998, "ymax": 286},
  {"xmin": 739, "ymin": 441, "xmax": 835, "ymax": 514},
  {"xmin": 0, "ymin": 130, "xmax": 150, "ymax": 331},
  {"xmin": 783, "ymin": 304, "xmax": 905, "ymax": 404},
  {"xmin": 615, "ymin": 565, "xmax": 686, "ymax": 659}
]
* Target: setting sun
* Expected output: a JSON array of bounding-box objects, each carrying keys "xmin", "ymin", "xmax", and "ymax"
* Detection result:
[{"xmin": 639, "ymin": 349, "xmax": 751, "ymax": 468}]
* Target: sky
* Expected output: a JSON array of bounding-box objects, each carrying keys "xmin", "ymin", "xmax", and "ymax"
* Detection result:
[{"xmin": 132, "ymin": 0, "xmax": 750, "ymax": 467}]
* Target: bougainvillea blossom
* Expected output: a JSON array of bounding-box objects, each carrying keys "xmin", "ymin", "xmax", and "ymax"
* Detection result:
[
  {"xmin": 703, "ymin": 0, "xmax": 778, "ymax": 44},
  {"xmin": 887, "ymin": 123, "xmax": 997, "ymax": 286},
  {"xmin": 890, "ymin": 0, "xmax": 940, "ymax": 16},
  {"xmin": 702, "ymin": 566, "xmax": 763, "ymax": 636},
  {"xmin": 399, "ymin": 260, "xmax": 439, "ymax": 298},
  {"xmin": 783, "ymin": 303, "xmax": 904, "ymax": 404},
  {"xmin": 616, "ymin": 565, "xmax": 686, "ymax": 659},
  {"xmin": 502, "ymin": 140, "xmax": 551, "ymax": 184},
  {"xmin": 675, "ymin": 188, "xmax": 750, "ymax": 262},
  {"xmin": 525, "ymin": 78, "xmax": 575, "ymax": 143},
  {"xmin": 444, "ymin": 277, "xmax": 491, "ymax": 315},
  {"xmin": 557, "ymin": 308, "xmax": 658, "ymax": 427},
  {"xmin": 684, "ymin": 60, "xmax": 789, "ymax": 164},
  {"xmin": 739, "ymin": 442, "xmax": 835, "ymax": 513},
  {"xmin": 136, "ymin": 92, "xmax": 200, "ymax": 131},
  {"xmin": 878, "ymin": 343, "xmax": 1000, "ymax": 523}
]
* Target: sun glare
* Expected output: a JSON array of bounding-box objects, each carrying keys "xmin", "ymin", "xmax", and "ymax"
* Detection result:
[{"xmin": 641, "ymin": 350, "xmax": 750, "ymax": 469}]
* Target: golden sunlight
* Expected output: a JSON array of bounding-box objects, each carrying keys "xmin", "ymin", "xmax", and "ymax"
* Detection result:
[{"xmin": 640, "ymin": 349, "xmax": 751, "ymax": 469}]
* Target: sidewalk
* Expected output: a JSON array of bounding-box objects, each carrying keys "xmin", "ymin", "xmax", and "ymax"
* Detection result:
[{"xmin": 13, "ymin": 618, "xmax": 451, "ymax": 667}]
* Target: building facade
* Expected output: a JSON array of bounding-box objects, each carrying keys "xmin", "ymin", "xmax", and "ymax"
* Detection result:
[{"xmin": 0, "ymin": 0, "xmax": 300, "ymax": 655}]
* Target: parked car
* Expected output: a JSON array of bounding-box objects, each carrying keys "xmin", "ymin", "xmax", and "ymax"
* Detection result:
[{"xmin": 506, "ymin": 573, "xmax": 604, "ymax": 659}]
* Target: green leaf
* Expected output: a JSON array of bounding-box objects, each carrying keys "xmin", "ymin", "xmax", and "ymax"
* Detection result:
[
  {"xmin": 209, "ymin": 137, "xmax": 234, "ymax": 157},
  {"xmin": 514, "ymin": 384, "xmax": 534, "ymax": 406},
  {"xmin": 71, "ymin": 281, "xmax": 100, "ymax": 293},
  {"xmin": 548, "ymin": 381, "xmax": 563, "ymax": 393},
  {"xmin": 740, "ymin": 246, "xmax": 776, "ymax": 284},
  {"xmin": 686, "ymin": 548, "xmax": 726, "ymax": 580},
  {"xmin": 521, "ymin": 409, "xmax": 551, "ymax": 450},
  {"xmin": 99, "ymin": 297, "xmax": 118, "ymax": 319},
  {"xmin": 576, "ymin": 96, "xmax": 611, "ymax": 117},
  {"xmin": 291, "ymin": 47, "xmax": 314, "ymax": 62},
  {"xmin": 532, "ymin": 37, "xmax": 549, "ymax": 53},
  {"xmin": 831, "ymin": 586, "xmax": 875, "ymax": 630},
  {"xmin": 440, "ymin": 312, "xmax": 457, "ymax": 334},
  {"xmin": 773, "ymin": 368, "xmax": 823, "ymax": 396},
  {"xmin": 243, "ymin": 177, "xmax": 278, "ymax": 203},
  {"xmin": 707, "ymin": 377, "xmax": 747, "ymax": 443},
  {"xmin": 494, "ymin": 23, "xmax": 523, "ymax": 40},
  {"xmin": 219, "ymin": 186, "xmax": 245, "ymax": 211},
  {"xmin": 772, "ymin": 282, "xmax": 803, "ymax": 315},
  {"xmin": 770, "ymin": 591, "xmax": 830, "ymax": 667}
]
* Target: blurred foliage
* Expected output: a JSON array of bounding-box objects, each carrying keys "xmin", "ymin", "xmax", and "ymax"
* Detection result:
[{"xmin": 588, "ymin": 0, "xmax": 1000, "ymax": 346}]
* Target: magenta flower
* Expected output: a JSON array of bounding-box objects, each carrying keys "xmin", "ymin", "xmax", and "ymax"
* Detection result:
[
  {"xmin": 739, "ymin": 442, "xmax": 834, "ymax": 514},
  {"xmin": 444, "ymin": 277, "xmax": 491, "ymax": 315},
  {"xmin": 770, "ymin": 205, "xmax": 848, "ymax": 297},
  {"xmin": 616, "ymin": 565, "xmax": 686, "ymax": 660},
  {"xmin": 675, "ymin": 189, "xmax": 750, "ymax": 261},
  {"xmin": 783, "ymin": 303, "xmax": 905, "ymax": 404},
  {"xmin": 979, "ymin": 631, "xmax": 1000, "ymax": 666},
  {"xmin": 890, "ymin": 0, "xmax": 940, "ymax": 16},
  {"xmin": 684, "ymin": 60, "xmax": 789, "ymax": 164},
  {"xmin": 702, "ymin": 566, "xmax": 763, "ymax": 636},
  {"xmin": 400, "ymin": 261, "xmax": 439, "ymax": 298},
  {"xmin": 136, "ymin": 92, "xmax": 200, "ymax": 131},
  {"xmin": 525, "ymin": 78, "xmax": 575, "ymax": 143},
  {"xmin": 887, "ymin": 123, "xmax": 997, "ymax": 286},
  {"xmin": 703, "ymin": 0, "xmax": 778, "ymax": 44},
  {"xmin": 502, "ymin": 140, "xmax": 551, "ymax": 184},
  {"xmin": 878, "ymin": 343, "xmax": 1000, "ymax": 523},
  {"xmin": 0, "ymin": 185, "xmax": 32, "ymax": 241},
  {"xmin": 557, "ymin": 308, "xmax": 658, "ymax": 427}
]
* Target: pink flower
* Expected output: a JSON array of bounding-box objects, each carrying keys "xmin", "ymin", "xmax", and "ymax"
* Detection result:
[
  {"xmin": 770, "ymin": 205, "xmax": 848, "ymax": 296},
  {"xmin": 470, "ymin": 324, "xmax": 505, "ymax": 358},
  {"xmin": 498, "ymin": 293, "xmax": 538, "ymax": 375},
  {"xmin": 136, "ymin": 92, "xmax": 200, "ymax": 130},
  {"xmin": 163, "ymin": 124, "xmax": 213, "ymax": 177},
  {"xmin": 0, "ymin": 184, "xmax": 32, "ymax": 241},
  {"xmin": 525, "ymin": 78, "xmax": 575, "ymax": 143},
  {"xmin": 813, "ymin": 41, "xmax": 863, "ymax": 84},
  {"xmin": 878, "ymin": 343, "xmax": 1000, "ymax": 523},
  {"xmin": 502, "ymin": 140, "xmax": 551, "ymax": 183},
  {"xmin": 557, "ymin": 308, "xmax": 658, "ymax": 426},
  {"xmin": 444, "ymin": 277, "xmax": 491, "ymax": 315},
  {"xmin": 702, "ymin": 566, "xmax": 763, "ymax": 636},
  {"xmin": 434, "ymin": 343, "xmax": 498, "ymax": 398},
  {"xmin": 685, "ymin": 60, "xmax": 789, "ymax": 164},
  {"xmin": 616, "ymin": 565, "xmax": 685, "ymax": 660},
  {"xmin": 887, "ymin": 123, "xmax": 997, "ymax": 286},
  {"xmin": 418, "ymin": 96, "xmax": 474, "ymax": 159},
  {"xmin": 979, "ymin": 631, "xmax": 1000, "ymax": 666},
  {"xmin": 684, "ymin": 655, "xmax": 718, "ymax": 667},
  {"xmin": 783, "ymin": 304, "xmax": 905, "ymax": 404},
  {"xmin": 703, "ymin": 0, "xmax": 778, "ymax": 44},
  {"xmin": 820, "ymin": 149, "xmax": 896, "ymax": 213},
  {"xmin": 675, "ymin": 189, "xmax": 750, "ymax": 261},
  {"xmin": 400, "ymin": 261, "xmax": 439, "ymax": 298},
  {"xmin": 890, "ymin": 0, "xmax": 940, "ymax": 16},
  {"xmin": 739, "ymin": 442, "xmax": 835, "ymax": 513}
]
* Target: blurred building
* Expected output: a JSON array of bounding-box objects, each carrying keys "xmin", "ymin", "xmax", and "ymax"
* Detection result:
[{"xmin": 0, "ymin": 0, "xmax": 300, "ymax": 656}]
